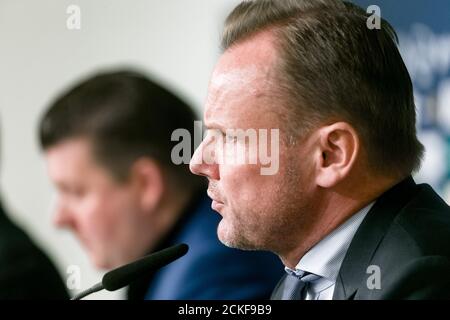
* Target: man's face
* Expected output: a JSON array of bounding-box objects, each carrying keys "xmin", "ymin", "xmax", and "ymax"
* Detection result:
[
  {"xmin": 45, "ymin": 138, "xmax": 144, "ymax": 269},
  {"xmin": 190, "ymin": 32, "xmax": 317, "ymax": 254}
]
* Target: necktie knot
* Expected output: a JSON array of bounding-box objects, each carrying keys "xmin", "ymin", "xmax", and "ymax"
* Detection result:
[
  {"xmin": 292, "ymin": 270, "xmax": 321, "ymax": 283},
  {"xmin": 280, "ymin": 270, "xmax": 321, "ymax": 300}
]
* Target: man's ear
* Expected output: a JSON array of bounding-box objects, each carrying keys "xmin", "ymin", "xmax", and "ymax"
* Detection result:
[
  {"xmin": 129, "ymin": 158, "xmax": 164, "ymax": 213},
  {"xmin": 315, "ymin": 122, "xmax": 360, "ymax": 188}
]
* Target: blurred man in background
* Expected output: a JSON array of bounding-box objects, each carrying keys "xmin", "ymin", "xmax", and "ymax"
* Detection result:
[
  {"xmin": 190, "ymin": 0, "xmax": 450, "ymax": 299},
  {"xmin": 38, "ymin": 70, "xmax": 282, "ymax": 299},
  {"xmin": 0, "ymin": 121, "xmax": 68, "ymax": 299}
]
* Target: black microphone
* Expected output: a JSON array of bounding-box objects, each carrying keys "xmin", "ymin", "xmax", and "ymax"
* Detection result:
[{"xmin": 71, "ymin": 243, "xmax": 189, "ymax": 300}]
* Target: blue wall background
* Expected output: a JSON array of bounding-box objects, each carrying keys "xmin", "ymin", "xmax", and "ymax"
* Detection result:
[{"xmin": 354, "ymin": 0, "xmax": 450, "ymax": 202}]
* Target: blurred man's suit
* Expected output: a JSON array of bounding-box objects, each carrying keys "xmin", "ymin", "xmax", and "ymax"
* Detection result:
[
  {"xmin": 128, "ymin": 193, "xmax": 283, "ymax": 300},
  {"xmin": 0, "ymin": 201, "xmax": 68, "ymax": 299},
  {"xmin": 272, "ymin": 176, "xmax": 450, "ymax": 300}
]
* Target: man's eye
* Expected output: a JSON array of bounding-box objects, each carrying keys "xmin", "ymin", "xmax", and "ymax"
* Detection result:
[
  {"xmin": 205, "ymin": 129, "xmax": 225, "ymax": 141},
  {"xmin": 70, "ymin": 188, "xmax": 85, "ymax": 198},
  {"xmin": 226, "ymin": 134, "xmax": 238, "ymax": 143}
]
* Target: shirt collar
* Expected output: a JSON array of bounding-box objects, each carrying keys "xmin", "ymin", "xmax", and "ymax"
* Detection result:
[{"xmin": 286, "ymin": 202, "xmax": 375, "ymax": 282}]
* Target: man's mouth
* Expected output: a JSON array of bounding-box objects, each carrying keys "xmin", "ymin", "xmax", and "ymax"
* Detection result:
[
  {"xmin": 207, "ymin": 189, "xmax": 222, "ymax": 202},
  {"xmin": 211, "ymin": 199, "xmax": 225, "ymax": 212},
  {"xmin": 207, "ymin": 189, "xmax": 225, "ymax": 211}
]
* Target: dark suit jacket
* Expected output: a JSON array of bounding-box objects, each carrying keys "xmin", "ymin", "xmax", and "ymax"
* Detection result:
[
  {"xmin": 0, "ymin": 201, "xmax": 68, "ymax": 299},
  {"xmin": 333, "ymin": 176, "xmax": 450, "ymax": 299},
  {"xmin": 272, "ymin": 176, "xmax": 450, "ymax": 300},
  {"xmin": 127, "ymin": 193, "xmax": 284, "ymax": 300}
]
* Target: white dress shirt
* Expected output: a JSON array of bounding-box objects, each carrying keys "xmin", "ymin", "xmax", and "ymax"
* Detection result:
[{"xmin": 285, "ymin": 202, "xmax": 375, "ymax": 300}]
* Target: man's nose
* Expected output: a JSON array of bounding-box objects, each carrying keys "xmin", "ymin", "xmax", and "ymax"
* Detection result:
[
  {"xmin": 190, "ymin": 141, "xmax": 220, "ymax": 180},
  {"xmin": 53, "ymin": 200, "xmax": 74, "ymax": 228}
]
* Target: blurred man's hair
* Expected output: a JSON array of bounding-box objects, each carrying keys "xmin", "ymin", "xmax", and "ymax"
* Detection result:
[
  {"xmin": 39, "ymin": 70, "xmax": 204, "ymax": 188},
  {"xmin": 222, "ymin": 0, "xmax": 424, "ymax": 178}
]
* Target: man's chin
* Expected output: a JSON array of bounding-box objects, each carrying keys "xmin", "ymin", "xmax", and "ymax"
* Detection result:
[
  {"xmin": 90, "ymin": 251, "xmax": 115, "ymax": 270},
  {"xmin": 92, "ymin": 258, "xmax": 108, "ymax": 270},
  {"xmin": 217, "ymin": 224, "xmax": 259, "ymax": 251}
]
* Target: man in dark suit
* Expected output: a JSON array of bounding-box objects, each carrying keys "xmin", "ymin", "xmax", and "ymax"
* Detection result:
[
  {"xmin": 189, "ymin": 0, "xmax": 450, "ymax": 300},
  {"xmin": 270, "ymin": 176, "xmax": 450, "ymax": 300},
  {"xmin": 0, "ymin": 198, "xmax": 68, "ymax": 299},
  {"xmin": 38, "ymin": 70, "xmax": 283, "ymax": 299},
  {"xmin": 332, "ymin": 176, "xmax": 450, "ymax": 299}
]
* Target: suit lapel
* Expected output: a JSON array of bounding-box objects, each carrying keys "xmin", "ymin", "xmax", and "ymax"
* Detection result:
[
  {"xmin": 271, "ymin": 274, "xmax": 287, "ymax": 300},
  {"xmin": 333, "ymin": 176, "xmax": 418, "ymax": 300}
]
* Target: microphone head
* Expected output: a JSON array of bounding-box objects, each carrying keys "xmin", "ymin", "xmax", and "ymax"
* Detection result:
[{"xmin": 102, "ymin": 243, "xmax": 189, "ymax": 291}]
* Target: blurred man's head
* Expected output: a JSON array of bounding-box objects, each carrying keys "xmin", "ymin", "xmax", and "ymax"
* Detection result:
[
  {"xmin": 190, "ymin": 0, "xmax": 423, "ymax": 265},
  {"xmin": 39, "ymin": 70, "xmax": 204, "ymax": 269}
]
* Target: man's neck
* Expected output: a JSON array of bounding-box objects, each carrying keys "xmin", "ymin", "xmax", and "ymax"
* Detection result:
[{"xmin": 280, "ymin": 174, "xmax": 401, "ymax": 269}]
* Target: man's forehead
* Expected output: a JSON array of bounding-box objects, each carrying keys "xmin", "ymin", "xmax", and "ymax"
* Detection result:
[
  {"xmin": 205, "ymin": 66, "xmax": 272, "ymax": 126},
  {"xmin": 219, "ymin": 29, "xmax": 279, "ymax": 67},
  {"xmin": 209, "ymin": 66, "xmax": 266, "ymax": 94},
  {"xmin": 46, "ymin": 138, "xmax": 93, "ymax": 171},
  {"xmin": 205, "ymin": 32, "xmax": 280, "ymax": 125},
  {"xmin": 212, "ymin": 30, "xmax": 279, "ymax": 83}
]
